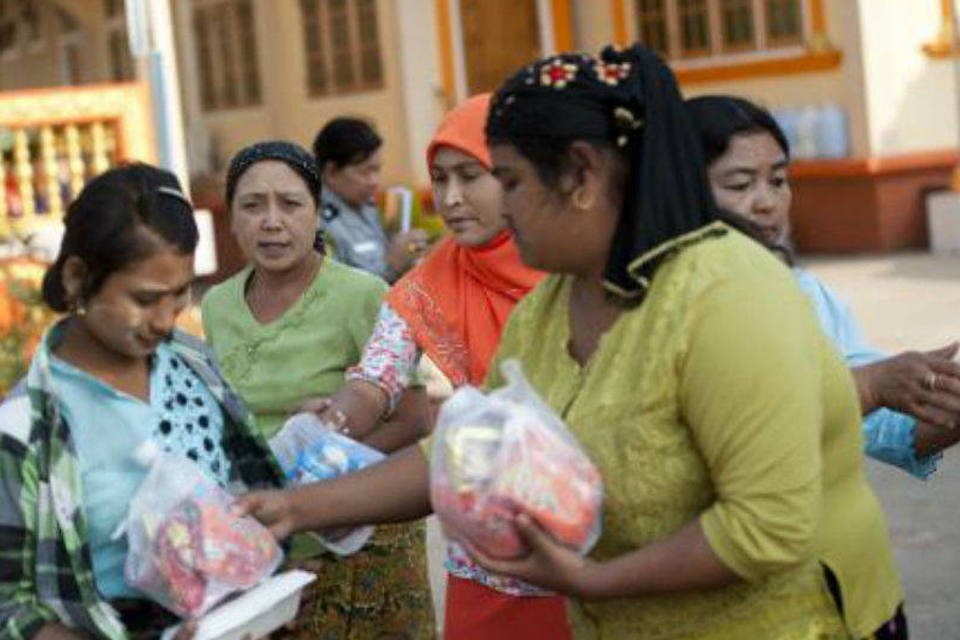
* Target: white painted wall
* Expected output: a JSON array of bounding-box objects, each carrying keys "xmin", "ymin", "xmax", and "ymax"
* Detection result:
[
  {"xmin": 176, "ymin": 0, "xmax": 435, "ymax": 186},
  {"xmin": 571, "ymin": 0, "xmax": 960, "ymax": 159},
  {"xmin": 856, "ymin": 0, "xmax": 958, "ymax": 156},
  {"xmin": 393, "ymin": 0, "xmax": 446, "ymax": 185},
  {"xmin": 681, "ymin": 0, "xmax": 872, "ymax": 158}
]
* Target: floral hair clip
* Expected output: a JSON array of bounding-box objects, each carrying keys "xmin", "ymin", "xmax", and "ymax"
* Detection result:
[
  {"xmin": 540, "ymin": 59, "xmax": 578, "ymax": 89},
  {"xmin": 613, "ymin": 106, "xmax": 644, "ymax": 148},
  {"xmin": 595, "ymin": 61, "xmax": 631, "ymax": 86}
]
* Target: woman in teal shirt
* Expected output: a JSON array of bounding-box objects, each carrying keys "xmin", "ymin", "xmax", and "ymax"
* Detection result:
[{"xmin": 0, "ymin": 164, "xmax": 283, "ymax": 640}]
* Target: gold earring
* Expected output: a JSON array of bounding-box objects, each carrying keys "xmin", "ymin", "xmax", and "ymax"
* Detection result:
[
  {"xmin": 573, "ymin": 188, "xmax": 590, "ymax": 211},
  {"xmin": 71, "ymin": 298, "xmax": 86, "ymax": 317}
]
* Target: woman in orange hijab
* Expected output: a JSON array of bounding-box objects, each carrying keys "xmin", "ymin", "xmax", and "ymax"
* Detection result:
[{"xmin": 317, "ymin": 94, "xmax": 568, "ymax": 639}]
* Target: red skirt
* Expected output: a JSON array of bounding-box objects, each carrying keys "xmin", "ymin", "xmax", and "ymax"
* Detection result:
[{"xmin": 443, "ymin": 574, "xmax": 572, "ymax": 640}]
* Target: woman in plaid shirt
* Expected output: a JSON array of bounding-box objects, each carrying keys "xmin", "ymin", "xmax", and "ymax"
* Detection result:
[{"xmin": 0, "ymin": 164, "xmax": 283, "ymax": 640}]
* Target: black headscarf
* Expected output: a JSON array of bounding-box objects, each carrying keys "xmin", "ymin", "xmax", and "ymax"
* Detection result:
[
  {"xmin": 486, "ymin": 44, "xmax": 721, "ymax": 299},
  {"xmin": 225, "ymin": 140, "xmax": 322, "ymax": 208}
]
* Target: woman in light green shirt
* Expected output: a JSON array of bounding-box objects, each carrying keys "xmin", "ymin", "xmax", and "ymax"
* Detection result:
[
  {"xmin": 235, "ymin": 50, "xmax": 903, "ymax": 639},
  {"xmin": 201, "ymin": 141, "xmax": 434, "ymax": 639},
  {"xmin": 201, "ymin": 245, "xmax": 385, "ymax": 439}
]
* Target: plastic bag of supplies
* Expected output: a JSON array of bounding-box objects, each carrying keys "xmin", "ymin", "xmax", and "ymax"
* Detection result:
[
  {"xmin": 430, "ymin": 359, "xmax": 603, "ymax": 559},
  {"xmin": 121, "ymin": 442, "xmax": 283, "ymax": 618},
  {"xmin": 269, "ymin": 412, "xmax": 386, "ymax": 555}
]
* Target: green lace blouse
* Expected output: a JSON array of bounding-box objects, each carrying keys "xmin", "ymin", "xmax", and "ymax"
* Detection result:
[{"xmin": 201, "ymin": 259, "xmax": 386, "ymax": 439}]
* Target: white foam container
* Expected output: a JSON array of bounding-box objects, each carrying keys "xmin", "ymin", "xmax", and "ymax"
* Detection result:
[{"xmin": 160, "ymin": 570, "xmax": 316, "ymax": 640}]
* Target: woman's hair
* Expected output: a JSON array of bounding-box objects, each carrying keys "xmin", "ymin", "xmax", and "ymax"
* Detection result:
[
  {"xmin": 486, "ymin": 44, "xmax": 719, "ymax": 300},
  {"xmin": 312, "ymin": 117, "xmax": 382, "ymax": 170},
  {"xmin": 41, "ymin": 163, "xmax": 198, "ymax": 312},
  {"xmin": 225, "ymin": 140, "xmax": 322, "ymax": 208},
  {"xmin": 685, "ymin": 95, "xmax": 796, "ymax": 265},
  {"xmin": 684, "ymin": 95, "xmax": 790, "ymax": 166}
]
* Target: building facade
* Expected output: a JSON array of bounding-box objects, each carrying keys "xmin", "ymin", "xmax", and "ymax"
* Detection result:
[{"xmin": 1, "ymin": 0, "xmax": 958, "ymax": 251}]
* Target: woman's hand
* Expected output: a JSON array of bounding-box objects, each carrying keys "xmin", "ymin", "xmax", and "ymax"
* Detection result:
[
  {"xmin": 461, "ymin": 513, "xmax": 601, "ymax": 598},
  {"xmin": 172, "ymin": 619, "xmax": 198, "ymax": 640},
  {"xmin": 301, "ymin": 383, "xmax": 388, "ymax": 439},
  {"xmin": 853, "ymin": 342, "xmax": 960, "ymax": 427},
  {"xmin": 914, "ymin": 421, "xmax": 960, "ymax": 458},
  {"xmin": 297, "ymin": 396, "xmax": 350, "ymax": 433},
  {"xmin": 465, "ymin": 516, "xmax": 740, "ymax": 601},
  {"xmin": 233, "ymin": 490, "xmax": 300, "ymax": 541},
  {"xmin": 298, "ymin": 396, "xmax": 332, "ymax": 416},
  {"xmin": 386, "ymin": 230, "xmax": 430, "ymax": 275}
]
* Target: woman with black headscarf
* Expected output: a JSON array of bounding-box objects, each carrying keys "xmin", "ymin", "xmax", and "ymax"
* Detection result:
[
  {"xmin": 236, "ymin": 49, "xmax": 904, "ymax": 639},
  {"xmin": 201, "ymin": 141, "xmax": 434, "ymax": 639}
]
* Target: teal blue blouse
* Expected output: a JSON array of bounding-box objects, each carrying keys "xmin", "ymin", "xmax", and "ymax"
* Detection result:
[
  {"xmin": 51, "ymin": 339, "xmax": 231, "ymax": 599},
  {"xmin": 794, "ymin": 268, "xmax": 940, "ymax": 478}
]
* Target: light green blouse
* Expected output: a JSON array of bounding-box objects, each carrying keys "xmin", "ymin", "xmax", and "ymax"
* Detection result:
[
  {"xmin": 201, "ymin": 259, "xmax": 386, "ymax": 439},
  {"xmin": 487, "ymin": 224, "xmax": 902, "ymax": 640}
]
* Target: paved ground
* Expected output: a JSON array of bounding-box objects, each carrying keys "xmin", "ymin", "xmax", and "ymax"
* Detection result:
[
  {"xmin": 424, "ymin": 252, "xmax": 960, "ymax": 638},
  {"xmin": 801, "ymin": 252, "xmax": 960, "ymax": 639}
]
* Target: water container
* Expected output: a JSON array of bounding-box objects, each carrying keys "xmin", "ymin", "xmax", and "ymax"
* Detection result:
[
  {"xmin": 772, "ymin": 108, "xmax": 800, "ymax": 156},
  {"xmin": 815, "ymin": 103, "xmax": 849, "ymax": 159},
  {"xmin": 794, "ymin": 106, "xmax": 819, "ymax": 159}
]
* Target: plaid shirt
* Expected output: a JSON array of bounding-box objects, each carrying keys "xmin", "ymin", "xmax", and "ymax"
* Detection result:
[{"xmin": 0, "ymin": 326, "xmax": 284, "ymax": 639}]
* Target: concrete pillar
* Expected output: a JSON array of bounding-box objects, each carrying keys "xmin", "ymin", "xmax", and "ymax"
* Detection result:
[{"xmin": 393, "ymin": 0, "xmax": 445, "ymax": 185}]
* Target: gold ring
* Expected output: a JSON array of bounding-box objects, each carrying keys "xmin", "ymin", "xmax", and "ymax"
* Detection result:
[{"xmin": 926, "ymin": 372, "xmax": 939, "ymax": 391}]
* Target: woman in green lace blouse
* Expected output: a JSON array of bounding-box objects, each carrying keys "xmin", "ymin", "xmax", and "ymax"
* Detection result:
[
  {"xmin": 201, "ymin": 141, "xmax": 434, "ymax": 639},
  {"xmin": 236, "ymin": 49, "xmax": 904, "ymax": 639}
]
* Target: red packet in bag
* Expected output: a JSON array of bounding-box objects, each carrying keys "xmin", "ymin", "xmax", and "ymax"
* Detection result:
[
  {"xmin": 122, "ymin": 443, "xmax": 283, "ymax": 618},
  {"xmin": 195, "ymin": 502, "xmax": 282, "ymax": 588},
  {"xmin": 155, "ymin": 511, "xmax": 207, "ymax": 615},
  {"xmin": 430, "ymin": 360, "xmax": 603, "ymax": 560},
  {"xmin": 493, "ymin": 409, "xmax": 603, "ymax": 550}
]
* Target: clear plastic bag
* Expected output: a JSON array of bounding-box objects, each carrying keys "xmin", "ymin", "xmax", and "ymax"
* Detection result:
[
  {"xmin": 269, "ymin": 412, "xmax": 385, "ymax": 555},
  {"xmin": 430, "ymin": 359, "xmax": 603, "ymax": 560},
  {"xmin": 122, "ymin": 442, "xmax": 283, "ymax": 618}
]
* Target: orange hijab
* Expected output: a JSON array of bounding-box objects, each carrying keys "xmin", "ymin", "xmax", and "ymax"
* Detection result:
[{"xmin": 385, "ymin": 94, "xmax": 544, "ymax": 386}]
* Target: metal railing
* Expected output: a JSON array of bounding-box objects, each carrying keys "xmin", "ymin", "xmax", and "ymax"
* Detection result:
[{"xmin": 0, "ymin": 82, "xmax": 156, "ymax": 240}]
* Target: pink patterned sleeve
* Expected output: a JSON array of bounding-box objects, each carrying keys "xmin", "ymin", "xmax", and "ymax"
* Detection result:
[{"xmin": 347, "ymin": 303, "xmax": 422, "ymax": 411}]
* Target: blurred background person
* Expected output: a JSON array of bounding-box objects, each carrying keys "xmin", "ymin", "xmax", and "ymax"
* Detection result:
[{"xmin": 313, "ymin": 117, "xmax": 429, "ymax": 282}]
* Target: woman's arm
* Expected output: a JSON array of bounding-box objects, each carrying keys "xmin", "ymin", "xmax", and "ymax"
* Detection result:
[
  {"xmin": 360, "ymin": 386, "xmax": 430, "ymax": 453},
  {"xmin": 851, "ymin": 344, "xmax": 960, "ymax": 426},
  {"xmin": 0, "ymin": 435, "xmax": 66, "ymax": 637},
  {"xmin": 235, "ymin": 444, "xmax": 432, "ymax": 540},
  {"xmin": 796, "ymin": 272, "xmax": 960, "ymax": 429},
  {"xmin": 34, "ymin": 623, "xmax": 93, "ymax": 640},
  {"xmin": 682, "ymin": 278, "xmax": 825, "ymax": 582},
  {"xmin": 318, "ymin": 304, "xmax": 422, "ymax": 440},
  {"xmin": 466, "ymin": 514, "xmax": 738, "ymax": 599}
]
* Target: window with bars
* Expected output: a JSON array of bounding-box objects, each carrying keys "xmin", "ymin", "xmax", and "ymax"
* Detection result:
[
  {"xmin": 192, "ymin": 0, "xmax": 262, "ymax": 111},
  {"xmin": 0, "ymin": 0, "xmax": 45, "ymax": 58},
  {"xmin": 55, "ymin": 8, "xmax": 83, "ymax": 85},
  {"xmin": 104, "ymin": 0, "xmax": 134, "ymax": 81},
  {"xmin": 0, "ymin": 1, "xmax": 20, "ymax": 56},
  {"xmin": 21, "ymin": 0, "xmax": 41, "ymax": 47},
  {"xmin": 104, "ymin": 0, "xmax": 125, "ymax": 18},
  {"xmin": 634, "ymin": 0, "xmax": 805, "ymax": 60},
  {"xmin": 299, "ymin": 0, "xmax": 384, "ymax": 98}
]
